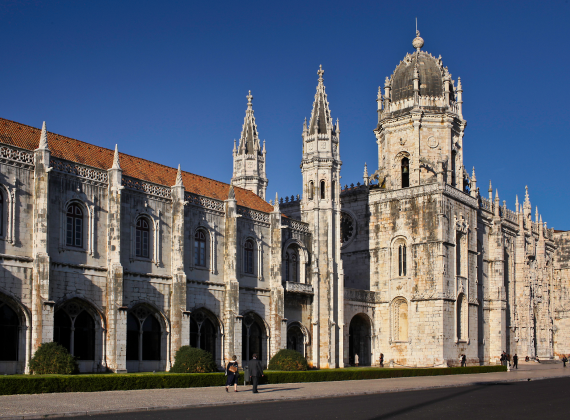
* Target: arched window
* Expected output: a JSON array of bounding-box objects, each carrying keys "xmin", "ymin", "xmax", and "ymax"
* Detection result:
[
  {"xmin": 320, "ymin": 180, "xmax": 326, "ymax": 199},
  {"xmin": 136, "ymin": 217, "xmax": 150, "ymax": 258},
  {"xmin": 393, "ymin": 298, "xmax": 408, "ymax": 342},
  {"xmin": 66, "ymin": 203, "xmax": 83, "ymax": 247},
  {"xmin": 126, "ymin": 313, "xmax": 140, "ymax": 361},
  {"xmin": 0, "ymin": 301, "xmax": 19, "ymax": 361},
  {"xmin": 401, "ymin": 158, "xmax": 409, "ymax": 188},
  {"xmin": 194, "ymin": 230, "xmax": 207, "ymax": 267},
  {"xmin": 399, "ymin": 244, "xmax": 407, "ymax": 276},
  {"xmin": 457, "ymin": 293, "xmax": 467, "ymax": 340},
  {"xmin": 308, "ymin": 181, "xmax": 314, "ymax": 200},
  {"xmin": 142, "ymin": 316, "xmax": 161, "ymax": 361},
  {"xmin": 291, "ymin": 253, "xmax": 298, "ymax": 282},
  {"xmin": 451, "ymin": 151, "xmax": 457, "ymax": 186},
  {"xmin": 242, "ymin": 315, "xmax": 263, "ymax": 361},
  {"xmin": 244, "ymin": 239, "xmax": 254, "ymax": 274}
]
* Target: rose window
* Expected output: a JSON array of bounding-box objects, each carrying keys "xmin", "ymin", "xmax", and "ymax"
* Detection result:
[{"xmin": 341, "ymin": 212, "xmax": 354, "ymax": 244}]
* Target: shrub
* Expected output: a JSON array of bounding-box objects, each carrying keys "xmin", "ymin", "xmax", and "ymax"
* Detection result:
[
  {"xmin": 28, "ymin": 342, "xmax": 78, "ymax": 375},
  {"xmin": 268, "ymin": 349, "xmax": 308, "ymax": 371},
  {"xmin": 170, "ymin": 346, "xmax": 217, "ymax": 373}
]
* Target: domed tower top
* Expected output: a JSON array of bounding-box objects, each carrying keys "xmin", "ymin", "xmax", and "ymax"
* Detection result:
[{"xmin": 378, "ymin": 31, "xmax": 463, "ymax": 119}]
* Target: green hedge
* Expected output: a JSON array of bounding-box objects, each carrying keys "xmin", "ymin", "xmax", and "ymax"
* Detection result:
[{"xmin": 0, "ymin": 365, "xmax": 506, "ymax": 396}]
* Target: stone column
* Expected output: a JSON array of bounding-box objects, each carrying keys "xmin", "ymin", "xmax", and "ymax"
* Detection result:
[
  {"xmin": 32, "ymin": 122, "xmax": 53, "ymax": 352},
  {"xmin": 105, "ymin": 145, "xmax": 127, "ymax": 372},
  {"xmin": 224, "ymin": 186, "xmax": 240, "ymax": 364},
  {"xmin": 170, "ymin": 166, "xmax": 189, "ymax": 368},
  {"xmin": 269, "ymin": 200, "xmax": 285, "ymax": 359}
]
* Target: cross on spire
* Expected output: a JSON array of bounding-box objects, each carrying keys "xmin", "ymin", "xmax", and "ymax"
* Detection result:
[{"xmin": 318, "ymin": 65, "xmax": 324, "ymax": 83}]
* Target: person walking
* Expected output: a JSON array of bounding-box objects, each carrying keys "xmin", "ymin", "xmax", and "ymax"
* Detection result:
[
  {"xmin": 461, "ymin": 354, "xmax": 466, "ymax": 367},
  {"xmin": 513, "ymin": 354, "xmax": 518, "ymax": 369},
  {"xmin": 355, "ymin": 354, "xmax": 359, "ymax": 367},
  {"xmin": 563, "ymin": 355, "xmax": 568, "ymax": 367},
  {"xmin": 379, "ymin": 353, "xmax": 384, "ymax": 368},
  {"xmin": 249, "ymin": 353, "xmax": 264, "ymax": 394},
  {"xmin": 225, "ymin": 355, "xmax": 239, "ymax": 393}
]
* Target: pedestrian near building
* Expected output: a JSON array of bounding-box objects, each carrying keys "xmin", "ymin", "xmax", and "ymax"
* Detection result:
[
  {"xmin": 513, "ymin": 354, "xmax": 518, "ymax": 369},
  {"xmin": 225, "ymin": 355, "xmax": 239, "ymax": 393},
  {"xmin": 249, "ymin": 353, "xmax": 264, "ymax": 394},
  {"xmin": 379, "ymin": 353, "xmax": 384, "ymax": 368},
  {"xmin": 563, "ymin": 355, "xmax": 568, "ymax": 367},
  {"xmin": 355, "ymin": 354, "xmax": 359, "ymax": 367},
  {"xmin": 461, "ymin": 354, "xmax": 466, "ymax": 367}
]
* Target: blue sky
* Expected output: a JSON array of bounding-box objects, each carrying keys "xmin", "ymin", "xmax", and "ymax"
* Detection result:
[{"xmin": 1, "ymin": 0, "xmax": 569, "ymax": 229}]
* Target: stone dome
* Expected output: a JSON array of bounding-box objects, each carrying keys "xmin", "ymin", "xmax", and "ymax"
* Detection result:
[{"xmin": 390, "ymin": 51, "xmax": 445, "ymax": 103}]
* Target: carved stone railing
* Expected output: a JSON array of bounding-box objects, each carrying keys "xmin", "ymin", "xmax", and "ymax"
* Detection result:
[
  {"xmin": 0, "ymin": 145, "xmax": 34, "ymax": 166},
  {"xmin": 503, "ymin": 208, "xmax": 517, "ymax": 223},
  {"xmin": 123, "ymin": 176, "xmax": 172, "ymax": 199},
  {"xmin": 185, "ymin": 192, "xmax": 225, "ymax": 212},
  {"xmin": 283, "ymin": 218, "xmax": 310, "ymax": 234},
  {"xmin": 480, "ymin": 197, "xmax": 492, "ymax": 212},
  {"xmin": 237, "ymin": 206, "xmax": 270, "ymax": 223},
  {"xmin": 51, "ymin": 159, "xmax": 108, "ymax": 183},
  {"xmin": 285, "ymin": 281, "xmax": 313, "ymax": 294},
  {"xmin": 344, "ymin": 288, "xmax": 378, "ymax": 303}
]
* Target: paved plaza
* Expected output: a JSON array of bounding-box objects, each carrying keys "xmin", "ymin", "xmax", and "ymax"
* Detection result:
[{"xmin": 1, "ymin": 363, "xmax": 569, "ymax": 419}]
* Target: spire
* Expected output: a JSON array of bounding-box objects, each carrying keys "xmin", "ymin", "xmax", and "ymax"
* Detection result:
[
  {"xmin": 515, "ymin": 195, "xmax": 519, "ymax": 213},
  {"xmin": 112, "ymin": 144, "xmax": 121, "ymax": 170},
  {"xmin": 38, "ymin": 121, "xmax": 49, "ymax": 150},
  {"xmin": 228, "ymin": 185, "xmax": 235, "ymax": 200},
  {"xmin": 308, "ymin": 65, "xmax": 333, "ymax": 135},
  {"xmin": 535, "ymin": 206, "xmax": 539, "ymax": 223},
  {"xmin": 175, "ymin": 164, "xmax": 183, "ymax": 187},
  {"xmin": 488, "ymin": 180, "xmax": 493, "ymax": 201},
  {"xmin": 363, "ymin": 162, "xmax": 368, "ymax": 178},
  {"xmin": 495, "ymin": 189, "xmax": 499, "ymax": 201},
  {"xmin": 274, "ymin": 192, "xmax": 279, "ymax": 212},
  {"xmin": 525, "ymin": 185, "xmax": 530, "ymax": 205},
  {"xmin": 233, "ymin": 139, "xmax": 237, "ymax": 154},
  {"xmin": 237, "ymin": 90, "xmax": 261, "ymax": 155},
  {"xmin": 262, "ymin": 140, "xmax": 266, "ymax": 154}
]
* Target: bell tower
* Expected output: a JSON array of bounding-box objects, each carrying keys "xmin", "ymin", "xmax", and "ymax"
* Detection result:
[
  {"xmin": 231, "ymin": 91, "xmax": 268, "ymax": 199},
  {"xmin": 300, "ymin": 65, "xmax": 344, "ymax": 368}
]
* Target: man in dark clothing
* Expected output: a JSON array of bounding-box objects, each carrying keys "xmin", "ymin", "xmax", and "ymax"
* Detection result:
[
  {"xmin": 249, "ymin": 353, "xmax": 264, "ymax": 393},
  {"xmin": 563, "ymin": 355, "xmax": 568, "ymax": 367},
  {"xmin": 461, "ymin": 354, "xmax": 466, "ymax": 367},
  {"xmin": 513, "ymin": 354, "xmax": 518, "ymax": 369}
]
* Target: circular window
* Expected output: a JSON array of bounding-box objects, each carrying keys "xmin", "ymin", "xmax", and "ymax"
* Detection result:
[{"xmin": 341, "ymin": 212, "xmax": 355, "ymax": 245}]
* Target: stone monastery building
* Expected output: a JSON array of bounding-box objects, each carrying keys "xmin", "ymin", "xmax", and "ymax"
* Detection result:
[{"xmin": 1, "ymin": 32, "xmax": 570, "ymax": 374}]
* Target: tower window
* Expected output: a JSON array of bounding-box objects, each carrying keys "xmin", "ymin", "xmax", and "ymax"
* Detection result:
[
  {"xmin": 320, "ymin": 181, "xmax": 326, "ymax": 199},
  {"xmin": 401, "ymin": 158, "xmax": 409, "ymax": 188},
  {"xmin": 194, "ymin": 230, "xmax": 207, "ymax": 267},
  {"xmin": 399, "ymin": 244, "xmax": 407, "ymax": 276},
  {"xmin": 456, "ymin": 232, "xmax": 462, "ymax": 277},
  {"xmin": 66, "ymin": 203, "xmax": 83, "ymax": 248},
  {"xmin": 308, "ymin": 181, "xmax": 314, "ymax": 200},
  {"xmin": 332, "ymin": 181, "xmax": 336, "ymax": 201},
  {"xmin": 451, "ymin": 151, "xmax": 457, "ymax": 187},
  {"xmin": 244, "ymin": 239, "xmax": 254, "ymax": 274},
  {"xmin": 136, "ymin": 218, "xmax": 150, "ymax": 258}
]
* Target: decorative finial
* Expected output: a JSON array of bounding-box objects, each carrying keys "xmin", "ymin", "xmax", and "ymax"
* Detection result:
[
  {"xmin": 317, "ymin": 65, "xmax": 324, "ymax": 83},
  {"xmin": 515, "ymin": 195, "xmax": 519, "ymax": 212},
  {"xmin": 363, "ymin": 162, "xmax": 368, "ymax": 177},
  {"xmin": 488, "ymin": 180, "xmax": 492, "ymax": 192},
  {"xmin": 175, "ymin": 164, "xmax": 183, "ymax": 187},
  {"xmin": 471, "ymin": 166, "xmax": 476, "ymax": 180},
  {"xmin": 246, "ymin": 90, "xmax": 253, "ymax": 108},
  {"xmin": 457, "ymin": 77, "xmax": 462, "ymax": 91},
  {"xmin": 228, "ymin": 185, "xmax": 235, "ymax": 200},
  {"xmin": 38, "ymin": 121, "xmax": 48, "ymax": 150},
  {"xmin": 495, "ymin": 189, "xmax": 499, "ymax": 200},
  {"xmin": 525, "ymin": 185, "xmax": 530, "ymax": 203},
  {"xmin": 274, "ymin": 192, "xmax": 280, "ymax": 211},
  {"xmin": 412, "ymin": 21, "xmax": 424, "ymax": 51},
  {"xmin": 112, "ymin": 144, "xmax": 121, "ymax": 169}
]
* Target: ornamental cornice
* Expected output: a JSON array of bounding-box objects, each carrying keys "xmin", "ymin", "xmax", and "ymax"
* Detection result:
[
  {"xmin": 443, "ymin": 184, "xmax": 478, "ymax": 208},
  {"xmin": 237, "ymin": 206, "xmax": 270, "ymax": 224},
  {"xmin": 123, "ymin": 176, "xmax": 172, "ymax": 200},
  {"xmin": 370, "ymin": 182, "xmax": 439, "ymax": 204},
  {"xmin": 185, "ymin": 192, "xmax": 225, "ymax": 213},
  {"xmin": 51, "ymin": 158, "xmax": 109, "ymax": 185},
  {"xmin": 0, "ymin": 145, "xmax": 34, "ymax": 168}
]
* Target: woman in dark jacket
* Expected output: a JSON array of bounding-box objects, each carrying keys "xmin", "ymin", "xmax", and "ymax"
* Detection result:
[{"xmin": 225, "ymin": 355, "xmax": 239, "ymax": 392}]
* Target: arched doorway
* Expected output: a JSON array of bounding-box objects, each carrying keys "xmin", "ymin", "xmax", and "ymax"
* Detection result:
[
  {"xmin": 242, "ymin": 312, "xmax": 267, "ymax": 365},
  {"xmin": 0, "ymin": 301, "xmax": 19, "ymax": 362},
  {"xmin": 54, "ymin": 300, "xmax": 98, "ymax": 372},
  {"xmin": 349, "ymin": 314, "xmax": 371, "ymax": 366},
  {"xmin": 190, "ymin": 309, "xmax": 221, "ymax": 366},
  {"xmin": 287, "ymin": 323, "xmax": 306, "ymax": 356},
  {"xmin": 126, "ymin": 305, "xmax": 165, "ymax": 372}
]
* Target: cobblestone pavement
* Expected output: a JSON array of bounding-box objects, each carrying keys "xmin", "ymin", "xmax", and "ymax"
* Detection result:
[{"xmin": 1, "ymin": 363, "xmax": 569, "ymax": 419}]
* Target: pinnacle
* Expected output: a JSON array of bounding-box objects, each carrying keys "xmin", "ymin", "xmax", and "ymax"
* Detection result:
[
  {"xmin": 228, "ymin": 184, "xmax": 235, "ymax": 200},
  {"xmin": 38, "ymin": 121, "xmax": 48, "ymax": 150},
  {"xmin": 112, "ymin": 144, "xmax": 121, "ymax": 170},
  {"xmin": 175, "ymin": 164, "xmax": 183, "ymax": 187}
]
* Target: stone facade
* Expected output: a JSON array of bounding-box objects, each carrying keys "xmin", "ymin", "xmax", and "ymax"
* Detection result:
[{"xmin": 1, "ymin": 32, "xmax": 569, "ymax": 375}]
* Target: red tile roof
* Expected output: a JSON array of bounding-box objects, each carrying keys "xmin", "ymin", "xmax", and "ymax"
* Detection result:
[{"xmin": 0, "ymin": 118, "xmax": 273, "ymax": 213}]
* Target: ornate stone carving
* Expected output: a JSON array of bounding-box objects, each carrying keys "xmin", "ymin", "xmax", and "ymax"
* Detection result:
[
  {"xmin": 185, "ymin": 192, "xmax": 225, "ymax": 212},
  {"xmin": 454, "ymin": 214, "xmax": 469, "ymax": 233},
  {"xmin": 237, "ymin": 206, "xmax": 270, "ymax": 223},
  {"xmin": 51, "ymin": 159, "xmax": 108, "ymax": 183},
  {"xmin": 344, "ymin": 288, "xmax": 378, "ymax": 303},
  {"xmin": 283, "ymin": 218, "xmax": 310, "ymax": 234},
  {"xmin": 341, "ymin": 212, "xmax": 355, "ymax": 245},
  {"xmin": 285, "ymin": 281, "xmax": 313, "ymax": 294},
  {"xmin": 123, "ymin": 177, "xmax": 172, "ymax": 199}
]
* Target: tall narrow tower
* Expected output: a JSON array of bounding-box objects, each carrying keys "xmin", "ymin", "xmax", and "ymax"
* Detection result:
[
  {"xmin": 231, "ymin": 91, "xmax": 268, "ymax": 199},
  {"xmin": 301, "ymin": 66, "xmax": 343, "ymax": 368}
]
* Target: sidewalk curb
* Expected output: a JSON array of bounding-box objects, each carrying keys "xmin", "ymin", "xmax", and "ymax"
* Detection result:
[{"xmin": 0, "ymin": 373, "xmax": 567, "ymax": 419}]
